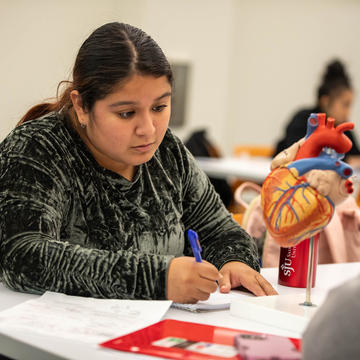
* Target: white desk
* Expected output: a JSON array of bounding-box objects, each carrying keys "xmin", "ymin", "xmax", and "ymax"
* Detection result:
[
  {"xmin": 195, "ymin": 156, "xmax": 272, "ymax": 182},
  {"xmin": 1, "ymin": 262, "xmax": 359, "ymax": 360}
]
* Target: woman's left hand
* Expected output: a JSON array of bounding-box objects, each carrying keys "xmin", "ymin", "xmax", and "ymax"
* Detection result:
[{"xmin": 219, "ymin": 261, "xmax": 278, "ymax": 296}]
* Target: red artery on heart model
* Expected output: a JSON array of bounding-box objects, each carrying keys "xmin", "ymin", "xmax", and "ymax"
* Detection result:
[{"xmin": 261, "ymin": 113, "xmax": 354, "ymax": 248}]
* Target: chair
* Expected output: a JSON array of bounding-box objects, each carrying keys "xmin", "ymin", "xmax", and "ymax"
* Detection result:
[
  {"xmin": 232, "ymin": 182, "xmax": 265, "ymax": 262},
  {"xmin": 185, "ymin": 130, "xmax": 233, "ymax": 208},
  {"xmin": 233, "ymin": 145, "xmax": 274, "ymax": 158}
]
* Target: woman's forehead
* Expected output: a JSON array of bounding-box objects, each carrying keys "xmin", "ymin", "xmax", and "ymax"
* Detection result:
[{"xmin": 104, "ymin": 74, "xmax": 171, "ymax": 102}]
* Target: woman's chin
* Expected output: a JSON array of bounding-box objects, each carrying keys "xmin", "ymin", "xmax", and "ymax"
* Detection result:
[{"xmin": 131, "ymin": 151, "xmax": 157, "ymax": 165}]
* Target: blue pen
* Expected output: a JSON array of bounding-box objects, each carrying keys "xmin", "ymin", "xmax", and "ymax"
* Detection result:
[{"xmin": 187, "ymin": 229, "xmax": 202, "ymax": 262}]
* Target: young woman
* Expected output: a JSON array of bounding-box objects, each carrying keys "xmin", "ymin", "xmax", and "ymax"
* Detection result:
[
  {"xmin": 0, "ymin": 22, "xmax": 276, "ymax": 303},
  {"xmin": 274, "ymin": 60, "xmax": 360, "ymax": 165}
]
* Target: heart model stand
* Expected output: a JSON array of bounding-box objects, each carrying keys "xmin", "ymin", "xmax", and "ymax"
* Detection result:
[
  {"xmin": 230, "ymin": 114, "xmax": 354, "ymax": 333},
  {"xmin": 301, "ymin": 235, "xmax": 316, "ymax": 307}
]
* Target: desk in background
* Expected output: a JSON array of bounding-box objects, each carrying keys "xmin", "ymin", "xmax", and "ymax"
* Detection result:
[
  {"xmin": 1, "ymin": 262, "xmax": 359, "ymax": 360},
  {"xmin": 195, "ymin": 156, "xmax": 272, "ymax": 183}
]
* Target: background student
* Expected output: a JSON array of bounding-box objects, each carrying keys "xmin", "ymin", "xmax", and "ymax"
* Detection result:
[{"xmin": 274, "ymin": 60, "xmax": 360, "ymax": 165}]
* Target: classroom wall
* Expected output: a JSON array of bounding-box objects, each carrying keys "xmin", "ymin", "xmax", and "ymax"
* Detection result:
[{"xmin": 1, "ymin": 0, "xmax": 360, "ymax": 155}]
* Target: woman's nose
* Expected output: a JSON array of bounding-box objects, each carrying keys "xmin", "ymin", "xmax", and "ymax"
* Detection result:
[{"xmin": 135, "ymin": 112, "xmax": 155, "ymax": 136}]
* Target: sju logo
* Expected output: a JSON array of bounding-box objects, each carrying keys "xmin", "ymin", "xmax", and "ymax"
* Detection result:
[{"xmin": 281, "ymin": 259, "xmax": 295, "ymax": 276}]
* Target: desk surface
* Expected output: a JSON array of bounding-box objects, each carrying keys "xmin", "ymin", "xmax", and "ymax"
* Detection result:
[
  {"xmin": 1, "ymin": 262, "xmax": 359, "ymax": 360},
  {"xmin": 195, "ymin": 156, "xmax": 272, "ymax": 182}
]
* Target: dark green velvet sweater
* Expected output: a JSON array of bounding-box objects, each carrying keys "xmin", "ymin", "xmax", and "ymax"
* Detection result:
[{"xmin": 0, "ymin": 113, "xmax": 259, "ymax": 300}]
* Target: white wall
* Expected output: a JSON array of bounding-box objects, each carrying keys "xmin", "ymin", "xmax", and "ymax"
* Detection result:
[
  {"xmin": 1, "ymin": 0, "xmax": 360, "ymax": 156},
  {"xmin": 0, "ymin": 0, "xmax": 117, "ymax": 137}
]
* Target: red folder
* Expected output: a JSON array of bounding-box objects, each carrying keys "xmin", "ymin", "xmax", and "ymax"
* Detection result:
[{"xmin": 100, "ymin": 319, "xmax": 301, "ymax": 360}]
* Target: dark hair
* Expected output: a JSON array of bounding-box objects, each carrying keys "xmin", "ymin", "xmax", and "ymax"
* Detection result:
[
  {"xmin": 18, "ymin": 22, "xmax": 173, "ymax": 125},
  {"xmin": 317, "ymin": 60, "xmax": 352, "ymax": 104}
]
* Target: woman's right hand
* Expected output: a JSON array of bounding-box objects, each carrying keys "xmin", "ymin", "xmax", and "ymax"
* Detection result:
[{"xmin": 166, "ymin": 257, "xmax": 221, "ymax": 303}]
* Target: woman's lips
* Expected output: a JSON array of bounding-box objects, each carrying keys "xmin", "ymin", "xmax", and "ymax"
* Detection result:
[{"xmin": 132, "ymin": 142, "xmax": 155, "ymax": 153}]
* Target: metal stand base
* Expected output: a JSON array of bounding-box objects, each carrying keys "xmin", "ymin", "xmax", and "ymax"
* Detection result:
[
  {"xmin": 300, "ymin": 301, "xmax": 317, "ymax": 307},
  {"xmin": 299, "ymin": 236, "xmax": 317, "ymax": 308}
]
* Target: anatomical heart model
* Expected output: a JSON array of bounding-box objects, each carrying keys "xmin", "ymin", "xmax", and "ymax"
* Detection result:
[{"xmin": 261, "ymin": 113, "xmax": 354, "ymax": 248}]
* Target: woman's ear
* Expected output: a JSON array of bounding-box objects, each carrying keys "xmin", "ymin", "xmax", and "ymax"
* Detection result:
[{"xmin": 70, "ymin": 90, "xmax": 89, "ymax": 128}]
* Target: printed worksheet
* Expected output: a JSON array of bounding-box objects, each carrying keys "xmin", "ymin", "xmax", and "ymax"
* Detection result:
[{"xmin": 0, "ymin": 292, "xmax": 172, "ymax": 343}]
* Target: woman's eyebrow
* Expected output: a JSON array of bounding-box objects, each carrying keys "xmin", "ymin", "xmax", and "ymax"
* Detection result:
[
  {"xmin": 109, "ymin": 91, "xmax": 172, "ymax": 107},
  {"xmin": 155, "ymin": 91, "xmax": 172, "ymax": 101}
]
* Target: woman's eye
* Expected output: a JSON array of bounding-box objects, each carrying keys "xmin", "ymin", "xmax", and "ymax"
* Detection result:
[
  {"xmin": 152, "ymin": 105, "xmax": 167, "ymax": 112},
  {"xmin": 118, "ymin": 111, "xmax": 135, "ymax": 119}
]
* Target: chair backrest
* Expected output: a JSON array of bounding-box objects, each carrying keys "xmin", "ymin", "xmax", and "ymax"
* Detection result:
[
  {"xmin": 233, "ymin": 182, "xmax": 265, "ymax": 263},
  {"xmin": 233, "ymin": 182, "xmax": 262, "ymax": 210},
  {"xmin": 233, "ymin": 145, "xmax": 274, "ymax": 158}
]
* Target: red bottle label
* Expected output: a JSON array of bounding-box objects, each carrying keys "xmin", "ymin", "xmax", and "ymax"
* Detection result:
[{"xmin": 278, "ymin": 235, "xmax": 319, "ymax": 288}]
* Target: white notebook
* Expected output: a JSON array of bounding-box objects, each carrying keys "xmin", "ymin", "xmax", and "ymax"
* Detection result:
[{"xmin": 171, "ymin": 289, "xmax": 250, "ymax": 312}]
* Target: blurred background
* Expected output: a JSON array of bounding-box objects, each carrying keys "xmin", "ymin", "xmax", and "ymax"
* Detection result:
[{"xmin": 1, "ymin": 0, "xmax": 360, "ymax": 155}]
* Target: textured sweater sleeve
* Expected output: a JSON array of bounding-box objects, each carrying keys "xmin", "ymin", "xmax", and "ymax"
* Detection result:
[
  {"xmin": 0, "ymin": 132, "xmax": 172, "ymax": 300},
  {"xmin": 180, "ymin": 145, "xmax": 260, "ymax": 272}
]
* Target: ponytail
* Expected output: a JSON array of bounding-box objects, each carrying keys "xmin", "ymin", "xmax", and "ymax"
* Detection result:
[
  {"xmin": 317, "ymin": 60, "xmax": 351, "ymax": 104},
  {"xmin": 17, "ymin": 81, "xmax": 73, "ymax": 127}
]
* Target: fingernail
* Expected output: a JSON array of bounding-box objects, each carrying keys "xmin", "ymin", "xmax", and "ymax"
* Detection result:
[
  {"xmin": 219, "ymin": 274, "xmax": 223, "ymax": 279},
  {"xmin": 221, "ymin": 285, "xmax": 227, "ymax": 291}
]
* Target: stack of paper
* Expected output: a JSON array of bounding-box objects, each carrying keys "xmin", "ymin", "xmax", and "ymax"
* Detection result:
[{"xmin": 0, "ymin": 292, "xmax": 172, "ymax": 344}]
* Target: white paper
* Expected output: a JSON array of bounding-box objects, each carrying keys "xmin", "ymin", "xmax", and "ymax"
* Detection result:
[{"xmin": 0, "ymin": 292, "xmax": 172, "ymax": 344}]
